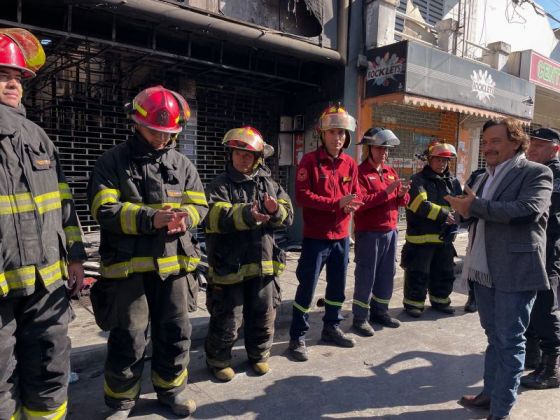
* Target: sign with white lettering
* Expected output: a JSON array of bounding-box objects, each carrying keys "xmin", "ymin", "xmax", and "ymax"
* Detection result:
[{"xmin": 365, "ymin": 41, "xmax": 407, "ymax": 97}]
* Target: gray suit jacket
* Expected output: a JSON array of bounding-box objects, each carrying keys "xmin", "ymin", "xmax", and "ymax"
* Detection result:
[{"xmin": 470, "ymin": 157, "xmax": 552, "ymax": 292}]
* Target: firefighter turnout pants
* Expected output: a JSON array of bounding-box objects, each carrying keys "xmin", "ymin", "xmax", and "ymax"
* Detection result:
[
  {"xmin": 353, "ymin": 230, "xmax": 397, "ymax": 321},
  {"xmin": 91, "ymin": 273, "xmax": 192, "ymax": 410},
  {"xmin": 205, "ymin": 276, "xmax": 280, "ymax": 368},
  {"xmin": 0, "ymin": 285, "xmax": 71, "ymax": 420},
  {"xmin": 525, "ymin": 281, "xmax": 560, "ymax": 356},
  {"xmin": 401, "ymin": 242, "xmax": 455, "ymax": 311},
  {"xmin": 290, "ymin": 238, "xmax": 349, "ymax": 339}
]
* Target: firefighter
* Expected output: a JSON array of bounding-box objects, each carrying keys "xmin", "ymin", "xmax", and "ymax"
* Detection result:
[
  {"xmin": 88, "ymin": 86, "xmax": 207, "ymax": 418},
  {"xmin": 288, "ymin": 104, "xmax": 362, "ymax": 362},
  {"xmin": 401, "ymin": 141, "xmax": 462, "ymax": 318},
  {"xmin": 204, "ymin": 126, "xmax": 293, "ymax": 381},
  {"xmin": 352, "ymin": 128, "xmax": 410, "ymax": 336},
  {"xmin": 0, "ymin": 28, "xmax": 86, "ymax": 420},
  {"xmin": 522, "ymin": 127, "xmax": 560, "ymax": 389}
]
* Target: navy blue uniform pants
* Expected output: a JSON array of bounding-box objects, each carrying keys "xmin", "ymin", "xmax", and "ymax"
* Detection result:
[
  {"xmin": 290, "ymin": 237, "xmax": 349, "ymax": 340},
  {"xmin": 352, "ymin": 230, "xmax": 397, "ymax": 320}
]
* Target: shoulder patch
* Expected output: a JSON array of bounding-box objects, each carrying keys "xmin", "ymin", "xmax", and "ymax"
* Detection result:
[
  {"xmin": 553, "ymin": 178, "xmax": 560, "ymax": 193},
  {"xmin": 297, "ymin": 167, "xmax": 308, "ymax": 182}
]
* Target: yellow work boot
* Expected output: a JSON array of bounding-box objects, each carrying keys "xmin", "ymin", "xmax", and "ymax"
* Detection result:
[
  {"xmin": 208, "ymin": 364, "xmax": 235, "ymax": 382},
  {"xmin": 251, "ymin": 362, "xmax": 270, "ymax": 376},
  {"xmin": 157, "ymin": 390, "xmax": 197, "ymax": 416}
]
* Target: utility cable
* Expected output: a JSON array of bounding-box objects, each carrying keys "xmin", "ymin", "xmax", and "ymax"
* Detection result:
[{"xmin": 518, "ymin": 0, "xmax": 560, "ymax": 25}]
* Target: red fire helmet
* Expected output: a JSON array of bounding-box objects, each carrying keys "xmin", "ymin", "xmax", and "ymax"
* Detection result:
[
  {"xmin": 130, "ymin": 85, "xmax": 191, "ymax": 134},
  {"xmin": 0, "ymin": 28, "xmax": 46, "ymax": 78}
]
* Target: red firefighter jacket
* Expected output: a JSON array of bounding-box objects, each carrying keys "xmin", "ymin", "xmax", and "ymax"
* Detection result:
[
  {"xmin": 355, "ymin": 160, "xmax": 409, "ymax": 232},
  {"xmin": 295, "ymin": 147, "xmax": 361, "ymax": 240}
]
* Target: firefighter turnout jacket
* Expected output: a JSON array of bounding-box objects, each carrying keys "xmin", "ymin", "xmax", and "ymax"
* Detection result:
[
  {"xmin": 405, "ymin": 165, "xmax": 462, "ymax": 245},
  {"xmin": 295, "ymin": 147, "xmax": 361, "ymax": 239},
  {"xmin": 0, "ymin": 103, "xmax": 86, "ymax": 297},
  {"xmin": 205, "ymin": 163, "xmax": 293, "ymax": 285},
  {"xmin": 88, "ymin": 134, "xmax": 208, "ymax": 280}
]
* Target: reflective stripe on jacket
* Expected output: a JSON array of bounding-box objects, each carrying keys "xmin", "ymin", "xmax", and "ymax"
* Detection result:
[
  {"xmin": 88, "ymin": 135, "xmax": 208, "ymax": 280},
  {"xmin": 0, "ymin": 103, "xmax": 86, "ymax": 297},
  {"xmin": 405, "ymin": 165, "xmax": 462, "ymax": 245},
  {"xmin": 205, "ymin": 163, "xmax": 293, "ymax": 285}
]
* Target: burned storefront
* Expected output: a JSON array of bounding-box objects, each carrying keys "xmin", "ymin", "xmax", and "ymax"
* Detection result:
[{"xmin": 1, "ymin": 0, "xmax": 349, "ymax": 246}]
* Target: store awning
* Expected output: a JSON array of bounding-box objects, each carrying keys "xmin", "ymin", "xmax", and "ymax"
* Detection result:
[
  {"xmin": 363, "ymin": 93, "xmax": 531, "ymax": 125},
  {"xmin": 364, "ymin": 40, "xmax": 535, "ymax": 121}
]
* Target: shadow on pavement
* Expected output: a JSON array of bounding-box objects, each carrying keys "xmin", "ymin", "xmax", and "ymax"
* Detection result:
[{"xmin": 191, "ymin": 350, "xmax": 485, "ymax": 419}]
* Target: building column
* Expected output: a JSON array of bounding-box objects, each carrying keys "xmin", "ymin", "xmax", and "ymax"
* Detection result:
[
  {"xmin": 436, "ymin": 18, "xmax": 459, "ymax": 55},
  {"xmin": 364, "ymin": 0, "xmax": 400, "ymax": 49},
  {"xmin": 482, "ymin": 41, "xmax": 511, "ymax": 71}
]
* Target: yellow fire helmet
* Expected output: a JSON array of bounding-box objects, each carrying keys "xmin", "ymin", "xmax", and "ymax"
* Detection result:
[
  {"xmin": 317, "ymin": 104, "xmax": 356, "ymax": 148},
  {"xmin": 222, "ymin": 126, "xmax": 274, "ymax": 158},
  {"xmin": 428, "ymin": 142, "xmax": 457, "ymax": 158}
]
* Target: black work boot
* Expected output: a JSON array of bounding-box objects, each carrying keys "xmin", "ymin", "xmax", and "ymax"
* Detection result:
[
  {"xmin": 157, "ymin": 389, "xmax": 197, "ymax": 416},
  {"xmin": 321, "ymin": 324, "xmax": 356, "ymax": 348},
  {"xmin": 289, "ymin": 338, "xmax": 308, "ymax": 362},
  {"xmin": 521, "ymin": 354, "xmax": 560, "ymax": 389},
  {"xmin": 405, "ymin": 307, "xmax": 423, "ymax": 318},
  {"xmin": 464, "ymin": 291, "xmax": 478, "ymax": 313},
  {"xmin": 524, "ymin": 336, "xmax": 542, "ymax": 370},
  {"xmin": 370, "ymin": 311, "xmax": 400, "ymax": 328},
  {"xmin": 431, "ymin": 304, "xmax": 455, "ymax": 315},
  {"xmin": 352, "ymin": 319, "xmax": 375, "ymax": 337}
]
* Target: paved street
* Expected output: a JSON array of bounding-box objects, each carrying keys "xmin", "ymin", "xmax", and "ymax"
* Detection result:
[{"xmin": 67, "ymin": 233, "xmax": 560, "ymax": 419}]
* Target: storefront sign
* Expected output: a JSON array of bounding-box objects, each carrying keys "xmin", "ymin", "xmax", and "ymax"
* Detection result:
[
  {"xmin": 365, "ymin": 42, "xmax": 407, "ymax": 97},
  {"xmin": 527, "ymin": 51, "xmax": 560, "ymax": 93},
  {"xmin": 365, "ymin": 41, "xmax": 535, "ymax": 120}
]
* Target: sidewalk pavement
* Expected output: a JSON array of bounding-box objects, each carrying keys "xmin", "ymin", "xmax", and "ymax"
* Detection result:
[{"xmin": 68, "ymin": 232, "xmax": 469, "ymax": 371}]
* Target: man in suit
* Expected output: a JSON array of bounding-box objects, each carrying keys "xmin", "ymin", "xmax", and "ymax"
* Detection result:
[{"xmin": 445, "ymin": 118, "xmax": 552, "ymax": 420}]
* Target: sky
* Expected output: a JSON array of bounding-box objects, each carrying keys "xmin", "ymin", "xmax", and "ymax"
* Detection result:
[{"xmin": 536, "ymin": 0, "xmax": 560, "ymax": 28}]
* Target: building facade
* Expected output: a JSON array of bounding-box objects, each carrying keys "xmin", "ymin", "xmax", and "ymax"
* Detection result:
[{"xmin": 3, "ymin": 0, "xmax": 352, "ymax": 244}]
